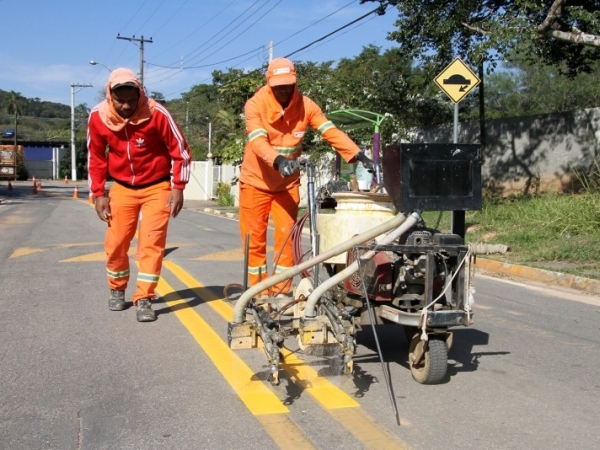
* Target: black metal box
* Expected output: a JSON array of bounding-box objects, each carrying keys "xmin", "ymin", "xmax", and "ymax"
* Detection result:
[{"xmin": 382, "ymin": 143, "xmax": 482, "ymax": 211}]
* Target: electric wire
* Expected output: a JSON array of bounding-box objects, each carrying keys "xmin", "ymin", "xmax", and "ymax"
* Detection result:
[
  {"xmin": 133, "ymin": 0, "xmax": 167, "ymax": 37},
  {"xmin": 143, "ymin": 3, "xmax": 266, "ymax": 84},
  {"xmin": 147, "ymin": 0, "xmax": 355, "ymax": 83},
  {"xmin": 150, "ymin": 0, "xmax": 265, "ymax": 73},
  {"xmin": 149, "ymin": 0, "xmax": 283, "ymax": 85},
  {"xmin": 161, "ymin": 2, "xmax": 388, "ymax": 100},
  {"xmin": 149, "ymin": 0, "xmax": 237, "ymax": 61},
  {"xmin": 274, "ymin": 0, "xmax": 357, "ymax": 47}
]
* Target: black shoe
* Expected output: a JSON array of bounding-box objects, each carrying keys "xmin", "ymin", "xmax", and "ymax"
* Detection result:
[
  {"xmin": 136, "ymin": 299, "xmax": 156, "ymax": 322},
  {"xmin": 108, "ymin": 290, "xmax": 126, "ymax": 311}
]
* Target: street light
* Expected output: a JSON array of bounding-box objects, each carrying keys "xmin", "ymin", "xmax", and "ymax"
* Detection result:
[
  {"xmin": 89, "ymin": 60, "xmax": 112, "ymax": 72},
  {"xmin": 206, "ymin": 116, "xmax": 212, "ymax": 160},
  {"xmin": 70, "ymin": 83, "xmax": 93, "ymax": 181}
]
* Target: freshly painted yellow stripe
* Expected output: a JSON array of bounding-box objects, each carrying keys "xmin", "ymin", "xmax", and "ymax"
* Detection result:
[
  {"xmin": 279, "ymin": 348, "xmax": 359, "ymax": 409},
  {"xmin": 155, "ymin": 276, "xmax": 288, "ymax": 415},
  {"xmin": 162, "ymin": 260, "xmax": 359, "ymax": 409},
  {"xmin": 162, "ymin": 260, "xmax": 234, "ymax": 321},
  {"xmin": 161, "ymin": 261, "xmax": 411, "ymax": 449}
]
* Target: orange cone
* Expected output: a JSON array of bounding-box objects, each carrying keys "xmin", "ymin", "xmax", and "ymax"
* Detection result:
[
  {"xmin": 37, "ymin": 181, "xmax": 42, "ymax": 190},
  {"xmin": 64, "ymin": 176, "xmax": 68, "ymax": 185},
  {"xmin": 8, "ymin": 181, "xmax": 13, "ymax": 191},
  {"xmin": 73, "ymin": 184, "xmax": 79, "ymax": 199},
  {"xmin": 32, "ymin": 175, "xmax": 36, "ymax": 186},
  {"xmin": 88, "ymin": 192, "xmax": 94, "ymax": 205}
]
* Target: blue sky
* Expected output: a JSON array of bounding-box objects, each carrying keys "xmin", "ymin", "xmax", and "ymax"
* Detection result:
[{"xmin": 0, "ymin": 0, "xmax": 398, "ymax": 108}]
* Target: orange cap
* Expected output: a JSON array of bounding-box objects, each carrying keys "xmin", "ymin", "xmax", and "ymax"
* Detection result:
[
  {"xmin": 107, "ymin": 68, "xmax": 140, "ymax": 90},
  {"xmin": 266, "ymin": 58, "xmax": 296, "ymax": 87}
]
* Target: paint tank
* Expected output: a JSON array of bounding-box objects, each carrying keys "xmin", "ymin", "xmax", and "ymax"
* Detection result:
[{"xmin": 316, "ymin": 192, "xmax": 395, "ymax": 264}]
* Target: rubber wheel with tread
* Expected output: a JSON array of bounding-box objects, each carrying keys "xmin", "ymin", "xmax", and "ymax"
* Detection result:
[{"xmin": 409, "ymin": 336, "xmax": 448, "ymax": 384}]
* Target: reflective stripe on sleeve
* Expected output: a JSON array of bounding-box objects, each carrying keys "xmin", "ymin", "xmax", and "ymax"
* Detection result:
[{"xmin": 248, "ymin": 129, "xmax": 268, "ymax": 142}]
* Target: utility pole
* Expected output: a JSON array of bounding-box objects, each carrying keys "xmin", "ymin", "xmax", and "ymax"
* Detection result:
[
  {"xmin": 116, "ymin": 34, "xmax": 153, "ymax": 87},
  {"xmin": 70, "ymin": 83, "xmax": 93, "ymax": 181}
]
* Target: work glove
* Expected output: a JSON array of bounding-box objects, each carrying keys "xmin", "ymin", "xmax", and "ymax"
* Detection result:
[
  {"xmin": 274, "ymin": 155, "xmax": 299, "ymax": 177},
  {"xmin": 356, "ymin": 152, "xmax": 375, "ymax": 172}
]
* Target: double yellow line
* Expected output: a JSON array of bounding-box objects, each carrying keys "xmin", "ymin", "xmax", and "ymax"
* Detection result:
[{"xmin": 157, "ymin": 260, "xmax": 411, "ymax": 450}]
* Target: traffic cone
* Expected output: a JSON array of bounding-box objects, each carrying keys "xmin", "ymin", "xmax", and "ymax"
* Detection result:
[
  {"xmin": 88, "ymin": 192, "xmax": 94, "ymax": 205},
  {"xmin": 73, "ymin": 184, "xmax": 79, "ymax": 199},
  {"xmin": 8, "ymin": 181, "xmax": 13, "ymax": 191},
  {"xmin": 37, "ymin": 181, "xmax": 42, "ymax": 190},
  {"xmin": 32, "ymin": 183, "xmax": 38, "ymax": 194},
  {"xmin": 32, "ymin": 175, "xmax": 36, "ymax": 186},
  {"xmin": 64, "ymin": 176, "xmax": 68, "ymax": 185}
]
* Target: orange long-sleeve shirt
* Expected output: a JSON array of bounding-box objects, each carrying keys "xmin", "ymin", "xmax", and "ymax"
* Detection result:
[{"xmin": 240, "ymin": 85, "xmax": 360, "ymax": 192}]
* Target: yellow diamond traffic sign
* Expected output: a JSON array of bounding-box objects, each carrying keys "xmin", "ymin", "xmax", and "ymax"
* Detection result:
[{"xmin": 434, "ymin": 58, "xmax": 481, "ymax": 103}]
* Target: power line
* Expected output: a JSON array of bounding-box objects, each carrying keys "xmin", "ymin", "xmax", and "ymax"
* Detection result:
[{"xmin": 162, "ymin": 2, "xmax": 388, "ymax": 100}]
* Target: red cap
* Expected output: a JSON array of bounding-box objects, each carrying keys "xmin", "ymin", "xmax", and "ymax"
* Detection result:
[{"xmin": 266, "ymin": 58, "xmax": 296, "ymax": 87}]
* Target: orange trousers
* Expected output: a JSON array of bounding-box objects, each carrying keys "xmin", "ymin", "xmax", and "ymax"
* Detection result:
[
  {"xmin": 105, "ymin": 181, "xmax": 172, "ymax": 303},
  {"xmin": 239, "ymin": 182, "xmax": 299, "ymax": 295}
]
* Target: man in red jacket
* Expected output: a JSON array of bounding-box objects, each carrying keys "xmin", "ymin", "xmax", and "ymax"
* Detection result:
[
  {"xmin": 87, "ymin": 68, "xmax": 191, "ymax": 322},
  {"xmin": 240, "ymin": 57, "xmax": 374, "ymax": 296}
]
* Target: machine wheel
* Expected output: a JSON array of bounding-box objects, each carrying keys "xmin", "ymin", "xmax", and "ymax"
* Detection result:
[{"xmin": 409, "ymin": 336, "xmax": 448, "ymax": 384}]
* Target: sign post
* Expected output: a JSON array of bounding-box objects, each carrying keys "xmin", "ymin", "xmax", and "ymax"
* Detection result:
[{"xmin": 434, "ymin": 58, "xmax": 481, "ymax": 238}]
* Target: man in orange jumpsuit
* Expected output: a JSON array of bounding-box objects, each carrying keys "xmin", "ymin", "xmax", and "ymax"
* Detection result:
[
  {"xmin": 239, "ymin": 57, "xmax": 374, "ymax": 296},
  {"xmin": 87, "ymin": 68, "xmax": 191, "ymax": 322}
]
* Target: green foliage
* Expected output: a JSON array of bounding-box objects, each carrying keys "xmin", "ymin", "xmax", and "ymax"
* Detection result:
[
  {"xmin": 362, "ymin": 0, "xmax": 600, "ymax": 76},
  {"xmin": 571, "ymin": 158, "xmax": 600, "ymax": 194},
  {"xmin": 1, "ymin": 89, "xmax": 70, "ymax": 118},
  {"xmin": 480, "ymin": 49, "xmax": 600, "ymax": 119},
  {"xmin": 211, "ymin": 109, "xmax": 245, "ymax": 165},
  {"xmin": 215, "ymin": 181, "xmax": 235, "ymax": 206},
  {"xmin": 16, "ymin": 147, "xmax": 28, "ymax": 180},
  {"xmin": 59, "ymin": 138, "xmax": 88, "ymax": 180}
]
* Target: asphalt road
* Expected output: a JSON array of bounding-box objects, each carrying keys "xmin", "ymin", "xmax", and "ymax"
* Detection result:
[{"xmin": 1, "ymin": 181, "xmax": 599, "ymax": 450}]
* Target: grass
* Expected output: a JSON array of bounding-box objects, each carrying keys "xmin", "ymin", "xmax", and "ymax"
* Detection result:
[{"xmin": 422, "ymin": 192, "xmax": 600, "ymax": 280}]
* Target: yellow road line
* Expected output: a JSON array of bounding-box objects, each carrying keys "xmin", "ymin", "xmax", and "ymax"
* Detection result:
[
  {"xmin": 163, "ymin": 260, "xmax": 359, "ymax": 409},
  {"xmin": 155, "ymin": 276, "xmax": 287, "ymax": 415},
  {"xmin": 155, "ymin": 276, "xmax": 316, "ymax": 449},
  {"xmin": 161, "ymin": 260, "xmax": 411, "ymax": 449}
]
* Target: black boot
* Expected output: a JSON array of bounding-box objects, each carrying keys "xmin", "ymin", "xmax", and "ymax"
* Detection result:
[
  {"xmin": 108, "ymin": 290, "xmax": 126, "ymax": 311},
  {"xmin": 136, "ymin": 299, "xmax": 156, "ymax": 322}
]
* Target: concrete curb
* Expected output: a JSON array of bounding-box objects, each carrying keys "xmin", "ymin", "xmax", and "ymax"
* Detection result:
[
  {"xmin": 192, "ymin": 207, "xmax": 600, "ymax": 296},
  {"xmin": 202, "ymin": 207, "xmax": 237, "ymax": 219},
  {"xmin": 475, "ymin": 258, "xmax": 600, "ymax": 295}
]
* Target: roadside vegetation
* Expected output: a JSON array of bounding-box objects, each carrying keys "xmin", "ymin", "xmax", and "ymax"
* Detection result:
[{"xmin": 423, "ymin": 162, "xmax": 600, "ymax": 280}]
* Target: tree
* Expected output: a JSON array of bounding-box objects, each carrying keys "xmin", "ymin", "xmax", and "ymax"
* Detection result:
[
  {"xmin": 362, "ymin": 0, "xmax": 600, "ymax": 75},
  {"xmin": 5, "ymin": 91, "xmax": 24, "ymax": 149},
  {"xmin": 150, "ymin": 91, "xmax": 166, "ymax": 104}
]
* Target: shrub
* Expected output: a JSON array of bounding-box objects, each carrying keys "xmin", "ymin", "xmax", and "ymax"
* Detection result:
[{"xmin": 215, "ymin": 181, "xmax": 235, "ymax": 206}]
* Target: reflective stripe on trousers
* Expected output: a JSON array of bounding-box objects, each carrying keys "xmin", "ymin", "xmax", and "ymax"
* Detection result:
[{"xmin": 105, "ymin": 181, "xmax": 171, "ymax": 303}]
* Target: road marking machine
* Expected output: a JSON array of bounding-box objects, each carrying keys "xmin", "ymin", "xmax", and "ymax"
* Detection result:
[{"xmin": 227, "ymin": 143, "xmax": 497, "ymax": 420}]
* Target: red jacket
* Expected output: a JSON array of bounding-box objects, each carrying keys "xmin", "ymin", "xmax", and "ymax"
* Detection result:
[
  {"xmin": 87, "ymin": 103, "xmax": 190, "ymax": 197},
  {"xmin": 241, "ymin": 85, "xmax": 360, "ymax": 192}
]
